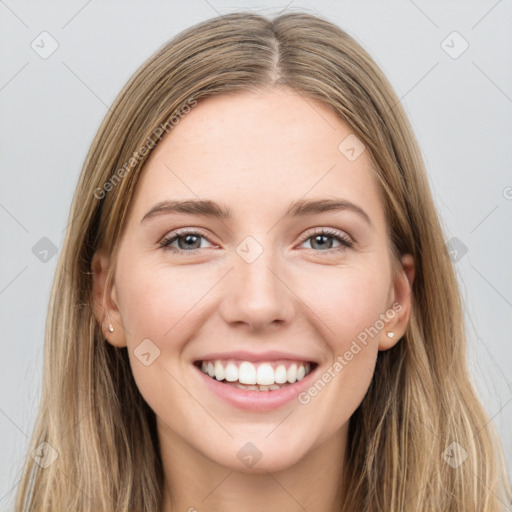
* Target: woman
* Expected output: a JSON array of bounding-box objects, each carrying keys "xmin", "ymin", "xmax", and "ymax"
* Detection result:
[{"xmin": 15, "ymin": 11, "xmax": 511, "ymax": 511}]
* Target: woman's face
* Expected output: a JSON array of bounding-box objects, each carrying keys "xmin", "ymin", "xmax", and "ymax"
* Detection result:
[{"xmin": 93, "ymin": 86, "xmax": 413, "ymax": 473}]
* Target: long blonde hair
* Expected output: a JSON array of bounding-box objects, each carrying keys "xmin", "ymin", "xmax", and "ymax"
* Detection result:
[{"xmin": 15, "ymin": 11, "xmax": 511, "ymax": 511}]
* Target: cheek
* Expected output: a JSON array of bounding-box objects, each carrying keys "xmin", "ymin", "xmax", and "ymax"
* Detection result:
[
  {"xmin": 112, "ymin": 256, "xmax": 206, "ymax": 379},
  {"xmin": 306, "ymin": 265, "xmax": 390, "ymax": 347},
  {"xmin": 294, "ymin": 268, "xmax": 387, "ymax": 424},
  {"xmin": 116, "ymin": 260, "xmax": 215, "ymax": 343},
  {"xmin": 114, "ymin": 260, "xmax": 217, "ymax": 416}
]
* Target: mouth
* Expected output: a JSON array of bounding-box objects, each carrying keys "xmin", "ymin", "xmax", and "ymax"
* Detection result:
[{"xmin": 193, "ymin": 358, "xmax": 318, "ymax": 392}]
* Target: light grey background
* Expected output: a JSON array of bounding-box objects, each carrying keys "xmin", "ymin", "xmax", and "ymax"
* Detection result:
[{"xmin": 1, "ymin": 0, "xmax": 511, "ymax": 508}]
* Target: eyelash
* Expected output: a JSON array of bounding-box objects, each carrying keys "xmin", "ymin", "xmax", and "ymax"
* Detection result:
[{"xmin": 159, "ymin": 227, "xmax": 353, "ymax": 256}]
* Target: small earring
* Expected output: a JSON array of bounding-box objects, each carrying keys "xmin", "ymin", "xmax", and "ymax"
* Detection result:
[
  {"xmin": 108, "ymin": 324, "xmax": 114, "ymax": 333},
  {"xmin": 386, "ymin": 331, "xmax": 394, "ymax": 338}
]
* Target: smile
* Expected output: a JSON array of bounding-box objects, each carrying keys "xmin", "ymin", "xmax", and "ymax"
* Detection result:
[
  {"xmin": 195, "ymin": 359, "xmax": 314, "ymax": 391},
  {"xmin": 193, "ymin": 357, "xmax": 319, "ymax": 411}
]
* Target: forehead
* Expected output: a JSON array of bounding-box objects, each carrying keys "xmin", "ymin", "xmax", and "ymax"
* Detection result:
[{"xmin": 128, "ymin": 88, "xmax": 385, "ymax": 228}]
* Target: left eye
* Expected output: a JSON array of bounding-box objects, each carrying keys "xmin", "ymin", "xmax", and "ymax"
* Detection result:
[
  {"xmin": 298, "ymin": 229, "xmax": 353, "ymax": 252},
  {"xmin": 159, "ymin": 228, "xmax": 353, "ymax": 254}
]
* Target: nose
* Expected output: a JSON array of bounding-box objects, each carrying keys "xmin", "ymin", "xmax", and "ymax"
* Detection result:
[{"xmin": 219, "ymin": 241, "xmax": 296, "ymax": 332}]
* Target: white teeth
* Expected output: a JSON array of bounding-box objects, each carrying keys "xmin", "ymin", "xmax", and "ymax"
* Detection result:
[
  {"xmin": 256, "ymin": 363, "xmax": 275, "ymax": 385},
  {"xmin": 224, "ymin": 362, "xmax": 238, "ymax": 382},
  {"xmin": 287, "ymin": 363, "xmax": 297, "ymax": 383},
  {"xmin": 214, "ymin": 360, "xmax": 225, "ymax": 381},
  {"xmin": 238, "ymin": 362, "xmax": 257, "ymax": 385},
  {"xmin": 274, "ymin": 365, "xmax": 288, "ymax": 384},
  {"xmin": 198, "ymin": 359, "xmax": 313, "ymax": 387}
]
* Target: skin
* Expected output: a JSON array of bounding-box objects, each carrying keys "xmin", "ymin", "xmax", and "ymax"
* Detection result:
[{"xmin": 92, "ymin": 86, "xmax": 414, "ymax": 512}]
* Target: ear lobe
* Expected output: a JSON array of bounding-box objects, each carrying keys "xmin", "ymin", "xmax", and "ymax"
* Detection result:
[
  {"xmin": 378, "ymin": 253, "xmax": 415, "ymax": 351},
  {"xmin": 91, "ymin": 249, "xmax": 126, "ymax": 347}
]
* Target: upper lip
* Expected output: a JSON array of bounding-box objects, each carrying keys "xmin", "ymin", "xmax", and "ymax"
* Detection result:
[{"xmin": 194, "ymin": 350, "xmax": 318, "ymax": 364}]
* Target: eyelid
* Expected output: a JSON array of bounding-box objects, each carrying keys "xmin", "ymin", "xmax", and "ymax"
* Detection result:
[{"xmin": 299, "ymin": 226, "xmax": 353, "ymax": 244}]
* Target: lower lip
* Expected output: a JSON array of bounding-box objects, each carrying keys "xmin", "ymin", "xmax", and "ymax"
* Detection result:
[{"xmin": 193, "ymin": 363, "xmax": 318, "ymax": 411}]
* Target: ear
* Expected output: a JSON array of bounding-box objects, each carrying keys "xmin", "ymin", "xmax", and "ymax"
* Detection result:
[
  {"xmin": 91, "ymin": 248, "xmax": 127, "ymax": 348},
  {"xmin": 378, "ymin": 253, "xmax": 415, "ymax": 351}
]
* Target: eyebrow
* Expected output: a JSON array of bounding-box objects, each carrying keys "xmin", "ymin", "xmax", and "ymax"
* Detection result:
[{"xmin": 141, "ymin": 198, "xmax": 372, "ymax": 227}]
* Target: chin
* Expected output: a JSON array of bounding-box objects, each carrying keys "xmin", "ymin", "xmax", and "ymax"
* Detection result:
[{"xmin": 202, "ymin": 433, "xmax": 313, "ymax": 474}]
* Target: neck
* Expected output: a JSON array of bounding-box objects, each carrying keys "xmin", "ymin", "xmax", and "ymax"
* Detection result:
[{"xmin": 159, "ymin": 422, "xmax": 348, "ymax": 512}]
